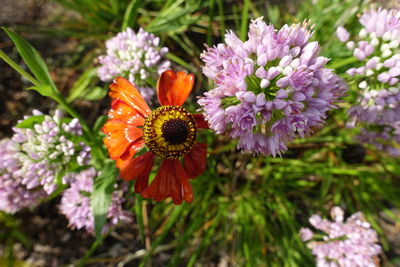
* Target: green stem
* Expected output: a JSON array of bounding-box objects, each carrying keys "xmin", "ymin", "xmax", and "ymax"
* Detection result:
[
  {"xmin": 5, "ymin": 233, "xmax": 14, "ymax": 267},
  {"xmin": 139, "ymin": 205, "xmax": 184, "ymax": 267},
  {"xmin": 135, "ymin": 196, "xmax": 145, "ymax": 244},
  {"xmin": 206, "ymin": 0, "xmax": 215, "ymax": 46},
  {"xmin": 326, "ymin": 56, "xmax": 359, "ymax": 70},
  {"xmin": 165, "ymin": 52, "xmax": 196, "ymax": 73},
  {"xmin": 240, "ymin": 0, "xmax": 250, "ymax": 41},
  {"xmin": 54, "ymin": 94, "xmax": 92, "ymax": 139},
  {"xmin": 216, "ymin": 0, "xmax": 225, "ymax": 41},
  {"xmin": 76, "ymin": 230, "xmax": 110, "ymax": 267}
]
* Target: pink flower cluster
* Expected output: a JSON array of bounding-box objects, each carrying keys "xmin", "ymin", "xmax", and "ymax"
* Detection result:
[
  {"xmin": 199, "ymin": 17, "xmax": 346, "ymax": 156},
  {"xmin": 97, "ymin": 27, "xmax": 171, "ymax": 101},
  {"xmin": 355, "ymin": 123, "xmax": 400, "ymax": 157},
  {"xmin": 0, "ymin": 139, "xmax": 46, "ymax": 213},
  {"xmin": 11, "ymin": 110, "xmax": 91, "ymax": 194},
  {"xmin": 59, "ymin": 168, "xmax": 132, "ymax": 233},
  {"xmin": 0, "ymin": 109, "xmax": 90, "ymax": 213},
  {"xmin": 300, "ymin": 206, "xmax": 381, "ymax": 267},
  {"xmin": 337, "ymin": 8, "xmax": 400, "ymax": 155},
  {"xmin": 0, "ymin": 110, "xmax": 133, "ymax": 233}
]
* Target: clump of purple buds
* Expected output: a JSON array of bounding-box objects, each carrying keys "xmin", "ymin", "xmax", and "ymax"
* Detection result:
[
  {"xmin": 11, "ymin": 110, "xmax": 91, "ymax": 194},
  {"xmin": 59, "ymin": 168, "xmax": 132, "ymax": 233},
  {"xmin": 355, "ymin": 123, "xmax": 400, "ymax": 157},
  {"xmin": 337, "ymin": 8, "xmax": 400, "ymax": 155},
  {"xmin": 348, "ymin": 87, "xmax": 400, "ymax": 126},
  {"xmin": 198, "ymin": 17, "xmax": 347, "ymax": 156},
  {"xmin": 0, "ymin": 139, "xmax": 46, "ymax": 213},
  {"xmin": 97, "ymin": 27, "xmax": 171, "ymax": 101},
  {"xmin": 300, "ymin": 206, "xmax": 381, "ymax": 267}
]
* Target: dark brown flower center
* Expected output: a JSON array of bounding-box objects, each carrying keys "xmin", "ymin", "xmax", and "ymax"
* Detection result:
[{"xmin": 161, "ymin": 118, "xmax": 189, "ymax": 145}]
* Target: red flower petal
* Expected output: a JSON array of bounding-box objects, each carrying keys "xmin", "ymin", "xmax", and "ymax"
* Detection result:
[
  {"xmin": 193, "ymin": 113, "xmax": 209, "ymax": 129},
  {"xmin": 102, "ymin": 120, "xmax": 143, "ymax": 159},
  {"xmin": 117, "ymin": 151, "xmax": 155, "ymax": 193},
  {"xmin": 184, "ymin": 143, "xmax": 207, "ymax": 179},
  {"xmin": 109, "ymin": 77, "xmax": 151, "ymax": 117},
  {"xmin": 179, "ymin": 165, "xmax": 194, "ymax": 203},
  {"xmin": 157, "ymin": 70, "xmax": 194, "ymax": 106},
  {"xmin": 109, "ymin": 99, "xmax": 145, "ymax": 126},
  {"xmin": 142, "ymin": 159, "xmax": 193, "ymax": 204}
]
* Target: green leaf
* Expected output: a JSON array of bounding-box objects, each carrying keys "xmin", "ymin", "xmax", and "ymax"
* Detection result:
[
  {"xmin": 134, "ymin": 195, "xmax": 145, "ymax": 243},
  {"xmin": 91, "ymin": 160, "xmax": 118, "ymax": 239},
  {"xmin": 139, "ymin": 205, "xmax": 185, "ymax": 267},
  {"xmin": 93, "ymin": 115, "xmax": 108, "ymax": 134},
  {"xmin": 165, "ymin": 52, "xmax": 196, "ymax": 73},
  {"xmin": 66, "ymin": 70, "xmax": 107, "ymax": 102},
  {"xmin": 83, "ymin": 86, "xmax": 108, "ymax": 101},
  {"xmin": 66, "ymin": 68, "xmax": 97, "ymax": 103},
  {"xmin": 122, "ymin": 0, "xmax": 142, "ymax": 31},
  {"xmin": 145, "ymin": 0, "xmax": 200, "ymax": 34},
  {"xmin": 216, "ymin": 0, "xmax": 225, "ymax": 40},
  {"xmin": 2, "ymin": 27, "xmax": 57, "ymax": 90},
  {"xmin": 240, "ymin": 0, "xmax": 250, "ymax": 41},
  {"xmin": 15, "ymin": 115, "xmax": 45, "ymax": 129},
  {"xmin": 27, "ymin": 85, "xmax": 55, "ymax": 97},
  {"xmin": 266, "ymin": 5, "xmax": 280, "ymax": 25}
]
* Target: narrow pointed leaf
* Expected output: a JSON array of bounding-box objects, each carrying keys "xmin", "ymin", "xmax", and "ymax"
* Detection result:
[
  {"xmin": 91, "ymin": 160, "xmax": 118, "ymax": 239},
  {"xmin": 2, "ymin": 27, "xmax": 57, "ymax": 90}
]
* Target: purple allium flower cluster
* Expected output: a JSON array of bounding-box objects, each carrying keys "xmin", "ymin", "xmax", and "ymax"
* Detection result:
[
  {"xmin": 97, "ymin": 27, "xmax": 171, "ymax": 101},
  {"xmin": 300, "ymin": 206, "xmax": 381, "ymax": 267},
  {"xmin": 337, "ymin": 8, "xmax": 400, "ymax": 155},
  {"xmin": 198, "ymin": 17, "xmax": 347, "ymax": 156},
  {"xmin": 10, "ymin": 110, "xmax": 91, "ymax": 194},
  {"xmin": 0, "ymin": 139, "xmax": 46, "ymax": 213},
  {"xmin": 59, "ymin": 168, "xmax": 132, "ymax": 233}
]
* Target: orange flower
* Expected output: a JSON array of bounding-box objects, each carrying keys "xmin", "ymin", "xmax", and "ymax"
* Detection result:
[{"xmin": 102, "ymin": 70, "xmax": 208, "ymax": 204}]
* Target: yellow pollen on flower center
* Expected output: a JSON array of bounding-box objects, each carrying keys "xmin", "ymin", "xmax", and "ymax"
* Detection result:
[{"xmin": 143, "ymin": 105, "xmax": 197, "ymax": 159}]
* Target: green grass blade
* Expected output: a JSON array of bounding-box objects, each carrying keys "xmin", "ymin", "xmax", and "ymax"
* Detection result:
[
  {"xmin": 216, "ymin": 0, "xmax": 225, "ymax": 41},
  {"xmin": 240, "ymin": 0, "xmax": 250, "ymax": 41},
  {"xmin": 122, "ymin": 0, "xmax": 142, "ymax": 31}
]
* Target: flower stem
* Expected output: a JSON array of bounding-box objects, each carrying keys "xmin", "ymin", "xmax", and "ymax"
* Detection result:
[{"xmin": 75, "ymin": 229, "xmax": 110, "ymax": 267}]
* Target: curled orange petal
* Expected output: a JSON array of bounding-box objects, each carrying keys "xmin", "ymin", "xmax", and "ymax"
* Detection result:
[
  {"xmin": 109, "ymin": 77, "xmax": 151, "ymax": 117},
  {"xmin": 118, "ymin": 138, "xmax": 145, "ymax": 164},
  {"xmin": 157, "ymin": 70, "xmax": 194, "ymax": 106},
  {"xmin": 184, "ymin": 143, "xmax": 207, "ymax": 179}
]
